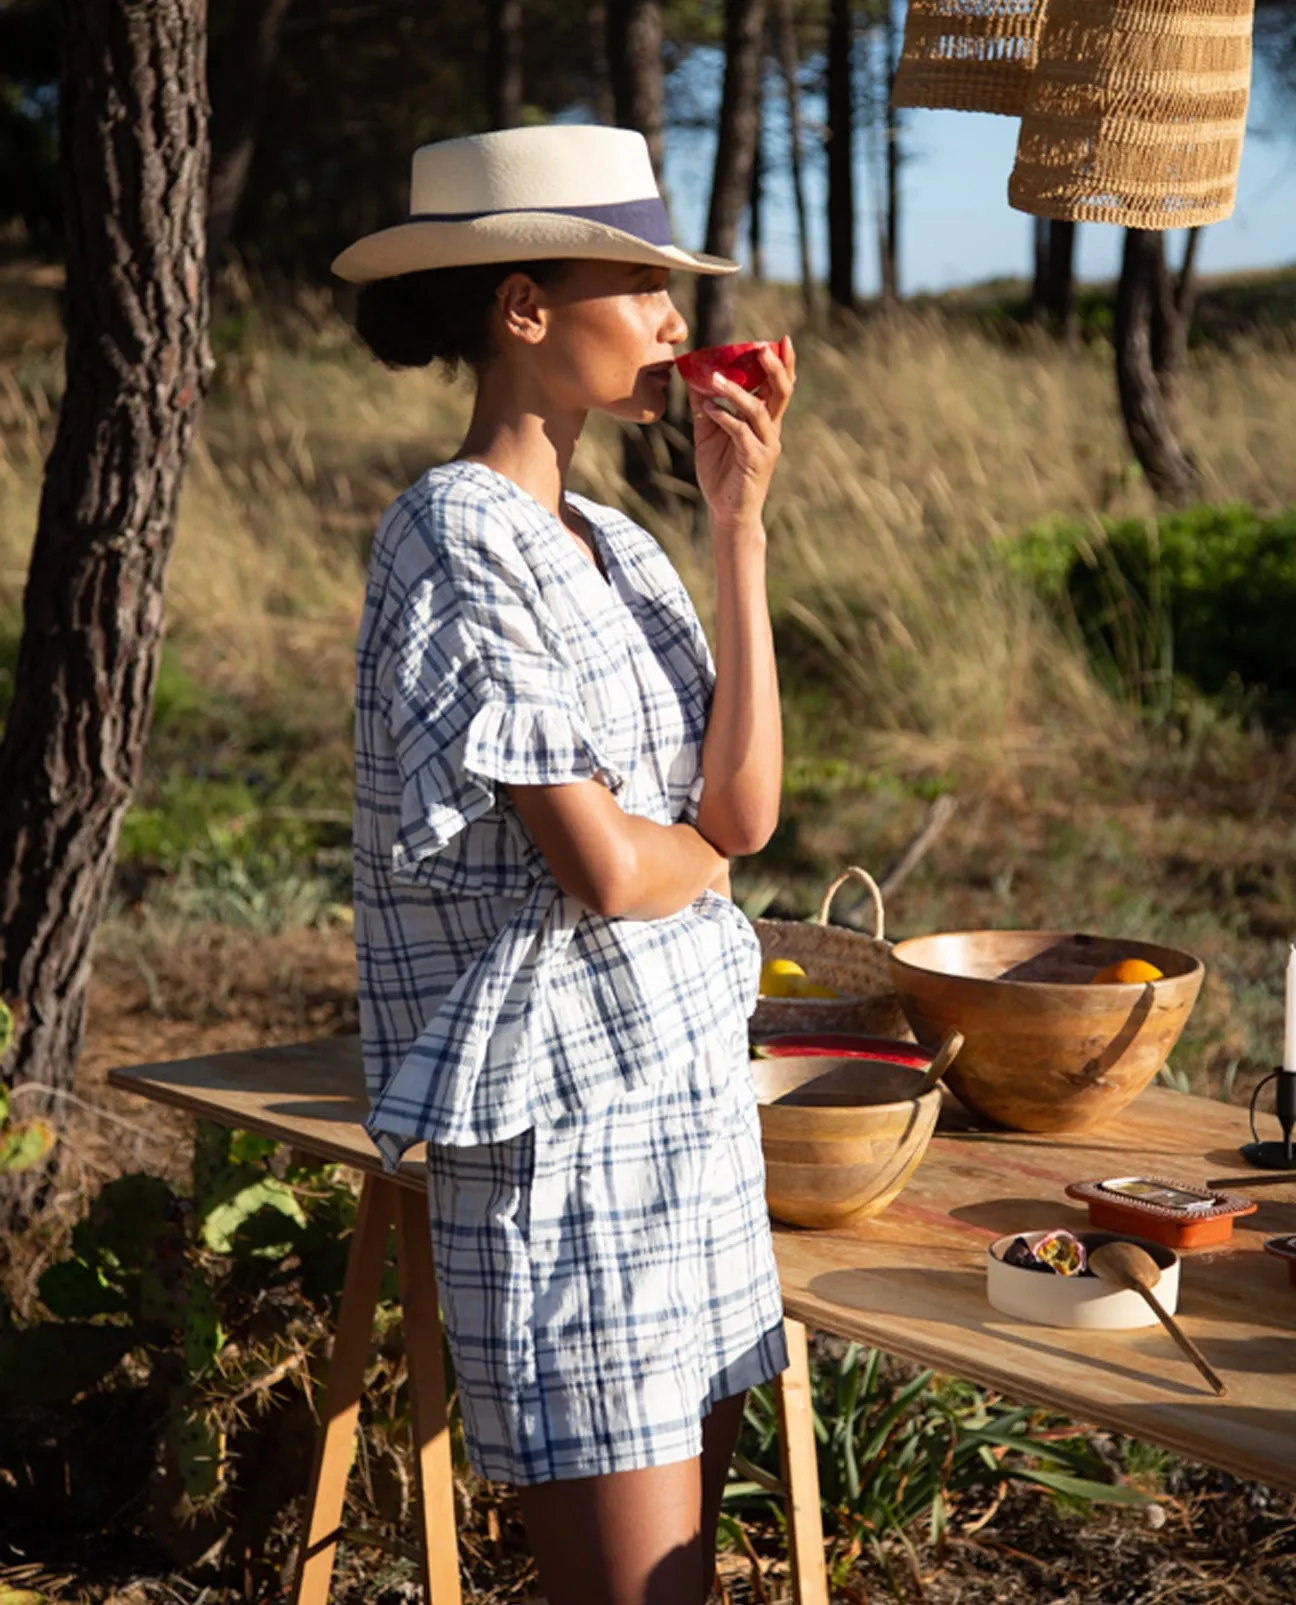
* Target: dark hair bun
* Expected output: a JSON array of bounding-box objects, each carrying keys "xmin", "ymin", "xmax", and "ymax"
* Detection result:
[{"xmin": 353, "ymin": 261, "xmax": 567, "ymax": 374}]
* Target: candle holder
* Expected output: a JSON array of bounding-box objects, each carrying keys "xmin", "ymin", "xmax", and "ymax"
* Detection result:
[{"xmin": 1240, "ymin": 1067, "xmax": 1296, "ymax": 1169}]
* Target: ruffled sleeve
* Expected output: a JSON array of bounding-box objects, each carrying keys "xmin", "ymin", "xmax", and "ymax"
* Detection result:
[{"xmin": 385, "ymin": 491, "xmax": 624, "ymax": 879}]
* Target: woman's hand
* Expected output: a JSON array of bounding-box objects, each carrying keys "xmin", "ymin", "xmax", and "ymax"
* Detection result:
[{"xmin": 683, "ymin": 336, "xmax": 796, "ymax": 537}]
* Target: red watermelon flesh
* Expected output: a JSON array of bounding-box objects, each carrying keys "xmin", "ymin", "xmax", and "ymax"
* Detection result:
[{"xmin": 674, "ymin": 340, "xmax": 777, "ymax": 393}]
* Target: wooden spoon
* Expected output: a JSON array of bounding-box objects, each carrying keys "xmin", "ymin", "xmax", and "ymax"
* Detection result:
[
  {"xmin": 1088, "ymin": 1241, "xmax": 1227, "ymax": 1397},
  {"xmin": 921, "ymin": 1030, "xmax": 965, "ymax": 1092}
]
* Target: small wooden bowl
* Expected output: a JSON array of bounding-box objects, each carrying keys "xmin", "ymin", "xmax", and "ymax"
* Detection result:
[
  {"xmin": 889, "ymin": 930, "xmax": 1204, "ymax": 1133},
  {"xmin": 987, "ymin": 1230, "xmax": 1181, "ymax": 1329},
  {"xmin": 752, "ymin": 1042, "xmax": 939, "ymax": 1230}
]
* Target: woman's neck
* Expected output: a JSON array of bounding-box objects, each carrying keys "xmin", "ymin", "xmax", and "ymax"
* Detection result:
[{"xmin": 456, "ymin": 381, "xmax": 586, "ymax": 524}]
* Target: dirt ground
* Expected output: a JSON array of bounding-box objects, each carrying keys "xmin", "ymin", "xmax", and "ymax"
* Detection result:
[{"xmin": 6, "ymin": 922, "xmax": 1296, "ymax": 1604}]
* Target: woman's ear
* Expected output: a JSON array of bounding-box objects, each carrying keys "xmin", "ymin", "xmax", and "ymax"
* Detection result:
[{"xmin": 495, "ymin": 272, "xmax": 548, "ymax": 346}]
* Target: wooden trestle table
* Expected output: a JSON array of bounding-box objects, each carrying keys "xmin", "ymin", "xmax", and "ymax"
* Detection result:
[{"xmin": 110, "ymin": 1035, "xmax": 1296, "ymax": 1603}]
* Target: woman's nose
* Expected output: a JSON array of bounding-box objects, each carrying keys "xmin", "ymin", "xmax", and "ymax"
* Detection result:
[{"xmin": 662, "ymin": 297, "xmax": 689, "ymax": 347}]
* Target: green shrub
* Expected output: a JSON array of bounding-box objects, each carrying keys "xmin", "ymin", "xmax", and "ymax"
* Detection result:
[{"xmin": 1005, "ymin": 504, "xmax": 1296, "ymax": 721}]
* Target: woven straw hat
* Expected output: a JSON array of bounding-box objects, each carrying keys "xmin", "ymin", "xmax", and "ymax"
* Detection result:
[
  {"xmin": 332, "ymin": 125, "xmax": 738, "ymax": 283},
  {"xmin": 1008, "ymin": 0, "xmax": 1255, "ymax": 228},
  {"xmin": 892, "ymin": 0, "xmax": 1050, "ymax": 117}
]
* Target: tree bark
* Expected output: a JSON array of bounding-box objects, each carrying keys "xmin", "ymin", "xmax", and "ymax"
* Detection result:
[
  {"xmin": 487, "ymin": 0, "xmax": 524, "ymax": 130},
  {"xmin": 826, "ymin": 0, "xmax": 855, "ymax": 312},
  {"xmin": 605, "ymin": 0, "xmax": 665, "ymax": 180},
  {"xmin": 206, "ymin": 0, "xmax": 294, "ymax": 270},
  {"xmin": 749, "ymin": 78, "xmax": 765, "ymax": 283},
  {"xmin": 880, "ymin": 0, "xmax": 901, "ymax": 304},
  {"xmin": 1151, "ymin": 226, "xmax": 1201, "ymax": 414},
  {"xmin": 1030, "ymin": 220, "xmax": 1077, "ymax": 340},
  {"xmin": 695, "ymin": 0, "xmax": 767, "ymax": 350},
  {"xmin": 1115, "ymin": 228, "xmax": 1201, "ymax": 505},
  {"xmin": 605, "ymin": 0, "xmax": 678, "ymax": 512},
  {"xmin": 774, "ymin": 0, "xmax": 814, "ymax": 319},
  {"xmin": 0, "ymin": 1, "xmax": 212, "ymax": 1139}
]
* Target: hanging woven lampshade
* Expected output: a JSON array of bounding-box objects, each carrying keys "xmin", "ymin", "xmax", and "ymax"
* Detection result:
[
  {"xmin": 891, "ymin": 0, "xmax": 1051, "ymax": 117},
  {"xmin": 1008, "ymin": 0, "xmax": 1255, "ymax": 228}
]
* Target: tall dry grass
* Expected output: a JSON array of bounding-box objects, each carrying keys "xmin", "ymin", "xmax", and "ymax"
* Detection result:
[{"xmin": 4, "ymin": 279, "xmax": 1296, "ymax": 789}]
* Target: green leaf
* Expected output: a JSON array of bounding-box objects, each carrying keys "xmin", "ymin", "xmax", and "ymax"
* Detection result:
[
  {"xmin": 229, "ymin": 1129, "xmax": 279, "ymax": 1165},
  {"xmin": 1011, "ymin": 1466, "xmax": 1152, "ymax": 1505},
  {"xmin": 200, "ymin": 1176, "xmax": 306, "ymax": 1254},
  {"xmin": 0, "ymin": 997, "xmax": 13, "ymax": 1057},
  {"xmin": 38, "ymin": 1259, "xmax": 129, "ymax": 1319},
  {"xmin": 183, "ymin": 1272, "xmax": 226, "ymax": 1377},
  {"xmin": 73, "ymin": 1174, "xmax": 179, "ymax": 1271},
  {"xmin": 0, "ymin": 1323, "xmax": 136, "ymax": 1403},
  {"xmin": 0, "ymin": 1119, "xmax": 55, "ymax": 1174}
]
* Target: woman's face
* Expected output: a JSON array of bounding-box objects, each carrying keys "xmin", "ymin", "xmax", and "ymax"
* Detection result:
[{"xmin": 498, "ymin": 260, "xmax": 690, "ymax": 423}]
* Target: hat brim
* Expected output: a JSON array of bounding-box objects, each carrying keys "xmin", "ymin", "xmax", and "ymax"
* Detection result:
[{"xmin": 331, "ymin": 212, "xmax": 739, "ymax": 282}]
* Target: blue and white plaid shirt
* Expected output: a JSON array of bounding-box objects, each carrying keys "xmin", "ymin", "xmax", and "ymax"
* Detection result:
[{"xmin": 354, "ymin": 460, "xmax": 762, "ymax": 1161}]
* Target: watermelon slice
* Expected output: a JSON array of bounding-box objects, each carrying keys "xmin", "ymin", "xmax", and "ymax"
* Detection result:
[{"xmin": 674, "ymin": 340, "xmax": 778, "ymax": 393}]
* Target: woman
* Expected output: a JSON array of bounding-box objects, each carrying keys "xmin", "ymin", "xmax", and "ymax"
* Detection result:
[{"xmin": 335, "ymin": 124, "xmax": 796, "ymax": 1605}]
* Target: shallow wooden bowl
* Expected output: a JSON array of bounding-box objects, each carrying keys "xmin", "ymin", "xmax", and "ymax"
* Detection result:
[
  {"xmin": 889, "ymin": 931, "xmax": 1204, "ymax": 1134},
  {"xmin": 752, "ymin": 1049, "xmax": 940, "ymax": 1230}
]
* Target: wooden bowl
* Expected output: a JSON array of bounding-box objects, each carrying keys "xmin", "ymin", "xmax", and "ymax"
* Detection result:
[
  {"xmin": 889, "ymin": 931, "xmax": 1204, "ymax": 1133},
  {"xmin": 752, "ymin": 1042, "xmax": 940, "ymax": 1230}
]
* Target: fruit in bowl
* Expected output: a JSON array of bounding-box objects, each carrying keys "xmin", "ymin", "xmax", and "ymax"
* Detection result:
[
  {"xmin": 888, "ymin": 930, "xmax": 1204, "ymax": 1134},
  {"xmin": 758, "ymin": 957, "xmax": 839, "ymax": 1000},
  {"xmin": 675, "ymin": 340, "xmax": 779, "ymax": 394}
]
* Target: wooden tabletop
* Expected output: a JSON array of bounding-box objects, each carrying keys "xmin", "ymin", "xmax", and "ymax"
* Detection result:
[{"xmin": 109, "ymin": 1036, "xmax": 1296, "ymax": 1492}]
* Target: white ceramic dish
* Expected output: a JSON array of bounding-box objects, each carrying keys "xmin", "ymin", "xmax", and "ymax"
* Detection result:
[{"xmin": 986, "ymin": 1229, "xmax": 1180, "ymax": 1330}]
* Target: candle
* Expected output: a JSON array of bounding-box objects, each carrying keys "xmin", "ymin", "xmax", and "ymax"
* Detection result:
[{"xmin": 1285, "ymin": 943, "xmax": 1296, "ymax": 1072}]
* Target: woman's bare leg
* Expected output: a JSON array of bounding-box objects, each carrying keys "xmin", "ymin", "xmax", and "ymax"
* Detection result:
[
  {"xmin": 700, "ymin": 1391, "xmax": 747, "ymax": 1598},
  {"xmin": 517, "ymin": 1458, "xmax": 705, "ymax": 1605}
]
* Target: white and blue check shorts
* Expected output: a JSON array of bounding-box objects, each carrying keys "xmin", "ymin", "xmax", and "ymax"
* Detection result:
[{"xmin": 424, "ymin": 1039, "xmax": 788, "ymax": 1486}]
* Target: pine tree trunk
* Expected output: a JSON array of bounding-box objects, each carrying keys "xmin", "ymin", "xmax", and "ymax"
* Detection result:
[
  {"xmin": 1115, "ymin": 228, "xmax": 1201, "ymax": 505},
  {"xmin": 880, "ymin": 0, "xmax": 901, "ymax": 305},
  {"xmin": 487, "ymin": 0, "xmax": 524, "ymax": 129},
  {"xmin": 695, "ymin": 0, "xmax": 767, "ymax": 351},
  {"xmin": 749, "ymin": 84, "xmax": 765, "ymax": 282},
  {"xmin": 606, "ymin": 0, "xmax": 665, "ymax": 180},
  {"xmin": 206, "ymin": 0, "xmax": 293, "ymax": 269},
  {"xmin": 605, "ymin": 0, "xmax": 678, "ymax": 513},
  {"xmin": 0, "ymin": 1, "xmax": 211, "ymax": 1143},
  {"xmin": 827, "ymin": 0, "xmax": 855, "ymax": 312},
  {"xmin": 774, "ymin": 0, "xmax": 814, "ymax": 319}
]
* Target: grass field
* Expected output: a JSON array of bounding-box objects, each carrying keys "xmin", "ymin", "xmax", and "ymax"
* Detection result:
[
  {"xmin": 5, "ymin": 267, "xmax": 1296, "ymax": 1096},
  {"xmin": 3, "ymin": 264, "xmax": 1296, "ymax": 1602}
]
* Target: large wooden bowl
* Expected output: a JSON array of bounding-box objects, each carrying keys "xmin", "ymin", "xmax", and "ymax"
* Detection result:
[
  {"xmin": 889, "ymin": 931, "xmax": 1204, "ymax": 1133},
  {"xmin": 752, "ymin": 1045, "xmax": 940, "ymax": 1230}
]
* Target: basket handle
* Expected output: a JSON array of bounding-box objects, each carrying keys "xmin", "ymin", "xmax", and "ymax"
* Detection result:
[{"xmin": 816, "ymin": 866, "xmax": 885, "ymax": 939}]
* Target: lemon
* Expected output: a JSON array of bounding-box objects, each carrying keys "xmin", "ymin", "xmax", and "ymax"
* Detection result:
[
  {"xmin": 1091, "ymin": 957, "xmax": 1164, "ymax": 985},
  {"xmin": 758, "ymin": 958, "xmax": 839, "ymax": 999}
]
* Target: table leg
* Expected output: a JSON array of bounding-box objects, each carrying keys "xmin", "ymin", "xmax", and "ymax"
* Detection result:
[
  {"xmin": 293, "ymin": 1174, "xmax": 396, "ymax": 1605},
  {"xmin": 395, "ymin": 1185, "xmax": 463, "ymax": 1605},
  {"xmin": 774, "ymin": 1318, "xmax": 830, "ymax": 1605}
]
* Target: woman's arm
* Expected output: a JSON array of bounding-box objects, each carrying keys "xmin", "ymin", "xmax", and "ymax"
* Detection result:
[
  {"xmin": 686, "ymin": 339, "xmax": 796, "ymax": 859},
  {"xmin": 507, "ymin": 778, "xmax": 725, "ymax": 920}
]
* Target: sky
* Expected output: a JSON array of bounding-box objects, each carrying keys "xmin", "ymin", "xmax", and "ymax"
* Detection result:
[{"xmin": 659, "ymin": 48, "xmax": 1296, "ymax": 297}]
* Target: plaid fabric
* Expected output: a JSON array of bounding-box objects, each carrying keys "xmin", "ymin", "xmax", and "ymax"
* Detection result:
[
  {"xmin": 425, "ymin": 1038, "xmax": 788, "ymax": 1484},
  {"xmin": 354, "ymin": 460, "xmax": 763, "ymax": 1157}
]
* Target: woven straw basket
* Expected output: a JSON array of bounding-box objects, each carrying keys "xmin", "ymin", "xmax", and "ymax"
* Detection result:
[
  {"xmin": 1008, "ymin": 0, "xmax": 1255, "ymax": 229},
  {"xmin": 750, "ymin": 867, "xmax": 912, "ymax": 1042},
  {"xmin": 892, "ymin": 0, "xmax": 1050, "ymax": 117}
]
